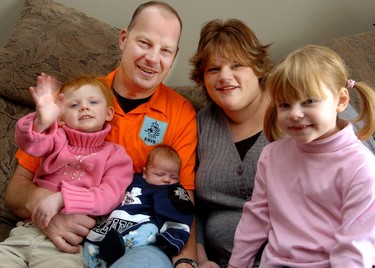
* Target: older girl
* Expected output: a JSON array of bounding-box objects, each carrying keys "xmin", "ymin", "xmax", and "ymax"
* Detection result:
[{"xmin": 229, "ymin": 45, "xmax": 375, "ymax": 268}]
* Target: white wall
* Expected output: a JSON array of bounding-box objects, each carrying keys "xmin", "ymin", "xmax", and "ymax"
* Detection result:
[{"xmin": 1, "ymin": 0, "xmax": 374, "ymax": 86}]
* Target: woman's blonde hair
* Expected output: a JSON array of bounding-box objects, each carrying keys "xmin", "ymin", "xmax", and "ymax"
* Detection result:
[
  {"xmin": 264, "ymin": 44, "xmax": 375, "ymax": 142},
  {"xmin": 60, "ymin": 76, "xmax": 113, "ymax": 107}
]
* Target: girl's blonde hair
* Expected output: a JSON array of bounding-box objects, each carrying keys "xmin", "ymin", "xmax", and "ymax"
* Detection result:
[
  {"xmin": 60, "ymin": 76, "xmax": 113, "ymax": 107},
  {"xmin": 264, "ymin": 44, "xmax": 375, "ymax": 142}
]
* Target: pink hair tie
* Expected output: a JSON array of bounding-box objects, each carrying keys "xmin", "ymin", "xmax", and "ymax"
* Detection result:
[{"xmin": 346, "ymin": 79, "xmax": 355, "ymax": 89}]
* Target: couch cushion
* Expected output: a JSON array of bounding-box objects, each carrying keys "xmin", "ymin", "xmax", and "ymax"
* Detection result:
[
  {"xmin": 0, "ymin": 0, "xmax": 121, "ymax": 108},
  {"xmin": 322, "ymin": 31, "xmax": 375, "ymax": 112}
]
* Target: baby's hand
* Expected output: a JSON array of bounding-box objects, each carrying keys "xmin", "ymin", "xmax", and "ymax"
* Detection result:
[
  {"xmin": 31, "ymin": 73, "xmax": 63, "ymax": 132},
  {"xmin": 32, "ymin": 192, "xmax": 64, "ymax": 229}
]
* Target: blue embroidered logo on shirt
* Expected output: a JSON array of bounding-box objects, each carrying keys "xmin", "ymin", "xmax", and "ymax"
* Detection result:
[{"xmin": 140, "ymin": 116, "xmax": 168, "ymax": 146}]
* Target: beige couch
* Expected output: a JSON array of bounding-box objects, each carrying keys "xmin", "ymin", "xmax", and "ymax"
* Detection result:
[{"xmin": 0, "ymin": 0, "xmax": 374, "ymax": 241}]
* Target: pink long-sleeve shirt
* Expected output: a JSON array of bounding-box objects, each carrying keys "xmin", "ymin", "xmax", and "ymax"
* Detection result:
[
  {"xmin": 15, "ymin": 113, "xmax": 133, "ymax": 216},
  {"xmin": 229, "ymin": 124, "xmax": 375, "ymax": 268}
]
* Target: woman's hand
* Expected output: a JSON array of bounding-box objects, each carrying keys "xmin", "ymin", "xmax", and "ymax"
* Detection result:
[
  {"xmin": 197, "ymin": 243, "xmax": 220, "ymax": 268},
  {"xmin": 199, "ymin": 260, "xmax": 220, "ymax": 268}
]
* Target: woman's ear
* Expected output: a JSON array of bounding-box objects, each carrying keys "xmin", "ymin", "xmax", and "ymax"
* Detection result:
[{"xmin": 336, "ymin": 87, "xmax": 350, "ymax": 112}]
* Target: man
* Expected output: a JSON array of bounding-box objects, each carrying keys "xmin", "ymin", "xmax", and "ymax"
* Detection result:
[{"xmin": 5, "ymin": 2, "xmax": 197, "ymax": 267}]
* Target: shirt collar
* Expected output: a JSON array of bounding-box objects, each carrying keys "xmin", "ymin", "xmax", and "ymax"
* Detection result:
[{"xmin": 104, "ymin": 68, "xmax": 167, "ymax": 116}]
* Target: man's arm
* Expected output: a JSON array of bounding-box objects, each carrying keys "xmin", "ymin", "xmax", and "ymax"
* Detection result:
[
  {"xmin": 5, "ymin": 164, "xmax": 96, "ymax": 253},
  {"xmin": 5, "ymin": 164, "xmax": 50, "ymax": 218},
  {"xmin": 172, "ymin": 190, "xmax": 197, "ymax": 268}
]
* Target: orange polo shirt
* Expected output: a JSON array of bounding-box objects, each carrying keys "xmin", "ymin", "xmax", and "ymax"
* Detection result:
[{"xmin": 16, "ymin": 69, "xmax": 197, "ymax": 190}]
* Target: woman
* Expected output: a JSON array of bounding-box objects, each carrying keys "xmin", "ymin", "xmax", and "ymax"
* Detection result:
[
  {"xmin": 190, "ymin": 19, "xmax": 272, "ymax": 268},
  {"xmin": 190, "ymin": 19, "xmax": 375, "ymax": 268}
]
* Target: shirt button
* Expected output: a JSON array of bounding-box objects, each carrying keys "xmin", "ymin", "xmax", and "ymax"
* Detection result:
[
  {"xmin": 240, "ymin": 187, "xmax": 248, "ymax": 198},
  {"xmin": 236, "ymin": 164, "xmax": 244, "ymax": 175}
]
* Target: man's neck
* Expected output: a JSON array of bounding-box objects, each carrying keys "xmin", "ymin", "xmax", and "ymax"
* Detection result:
[
  {"xmin": 112, "ymin": 88, "xmax": 152, "ymax": 113},
  {"xmin": 113, "ymin": 72, "xmax": 157, "ymax": 100}
]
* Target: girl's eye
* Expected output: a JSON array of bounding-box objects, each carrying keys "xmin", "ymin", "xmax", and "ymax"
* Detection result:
[
  {"xmin": 278, "ymin": 103, "xmax": 289, "ymax": 109},
  {"xmin": 304, "ymin": 99, "xmax": 317, "ymax": 105},
  {"xmin": 70, "ymin": 103, "xmax": 79, "ymax": 109},
  {"xmin": 90, "ymin": 100, "xmax": 99, "ymax": 105}
]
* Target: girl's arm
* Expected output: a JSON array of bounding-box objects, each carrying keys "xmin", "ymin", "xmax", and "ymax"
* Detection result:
[
  {"xmin": 15, "ymin": 73, "xmax": 63, "ymax": 157},
  {"xmin": 61, "ymin": 146, "xmax": 133, "ymax": 216},
  {"xmin": 5, "ymin": 164, "xmax": 96, "ymax": 253},
  {"xmin": 228, "ymin": 157, "xmax": 270, "ymax": 268},
  {"xmin": 330, "ymin": 164, "xmax": 375, "ymax": 266},
  {"xmin": 30, "ymin": 73, "xmax": 62, "ymax": 133}
]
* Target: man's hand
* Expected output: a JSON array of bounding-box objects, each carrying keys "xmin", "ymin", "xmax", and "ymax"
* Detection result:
[{"xmin": 42, "ymin": 213, "xmax": 96, "ymax": 253}]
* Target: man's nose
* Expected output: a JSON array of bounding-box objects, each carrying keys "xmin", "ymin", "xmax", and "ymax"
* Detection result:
[{"xmin": 145, "ymin": 49, "xmax": 159, "ymax": 64}]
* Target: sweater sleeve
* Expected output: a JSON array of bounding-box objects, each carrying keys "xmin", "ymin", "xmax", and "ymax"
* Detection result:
[
  {"xmin": 229, "ymin": 149, "xmax": 271, "ymax": 268},
  {"xmin": 61, "ymin": 145, "xmax": 133, "ymax": 216},
  {"xmin": 154, "ymin": 185, "xmax": 195, "ymax": 256},
  {"xmin": 330, "ymin": 163, "xmax": 375, "ymax": 267},
  {"xmin": 15, "ymin": 112, "xmax": 60, "ymax": 157}
]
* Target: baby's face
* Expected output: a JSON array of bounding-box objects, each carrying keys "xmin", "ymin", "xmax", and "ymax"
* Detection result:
[
  {"xmin": 59, "ymin": 85, "xmax": 113, "ymax": 132},
  {"xmin": 143, "ymin": 157, "xmax": 180, "ymax": 185}
]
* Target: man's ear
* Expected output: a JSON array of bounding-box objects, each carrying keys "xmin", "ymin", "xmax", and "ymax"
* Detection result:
[
  {"xmin": 337, "ymin": 87, "xmax": 350, "ymax": 112},
  {"xmin": 118, "ymin": 28, "xmax": 128, "ymax": 51},
  {"xmin": 106, "ymin": 106, "xmax": 114, "ymax": 122}
]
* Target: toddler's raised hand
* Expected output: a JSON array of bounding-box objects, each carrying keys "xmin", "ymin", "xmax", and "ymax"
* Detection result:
[{"xmin": 30, "ymin": 73, "xmax": 63, "ymax": 132}]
